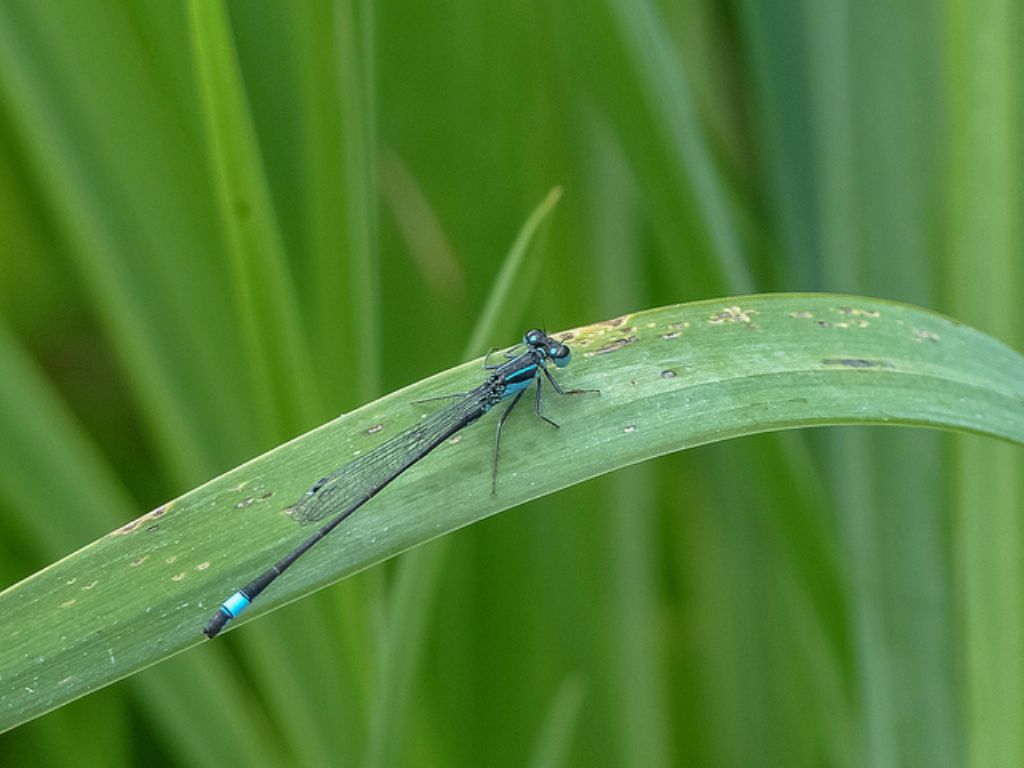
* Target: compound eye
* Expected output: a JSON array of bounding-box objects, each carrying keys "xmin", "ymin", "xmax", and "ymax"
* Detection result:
[
  {"xmin": 551, "ymin": 344, "xmax": 571, "ymax": 367},
  {"xmin": 524, "ymin": 329, "xmax": 545, "ymax": 346}
]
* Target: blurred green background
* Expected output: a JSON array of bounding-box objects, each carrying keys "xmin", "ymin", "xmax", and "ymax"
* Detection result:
[{"xmin": 0, "ymin": 1, "xmax": 1021, "ymax": 766}]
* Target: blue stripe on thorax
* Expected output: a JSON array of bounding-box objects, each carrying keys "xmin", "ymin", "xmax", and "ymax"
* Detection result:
[{"xmin": 502, "ymin": 362, "xmax": 537, "ymax": 386}]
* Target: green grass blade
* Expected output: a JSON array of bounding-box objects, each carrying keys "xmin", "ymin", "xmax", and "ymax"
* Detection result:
[
  {"xmin": 554, "ymin": 0, "xmax": 750, "ymax": 295},
  {"xmin": 0, "ymin": 325, "xmax": 287, "ymax": 765},
  {"xmin": 186, "ymin": 0, "xmax": 319, "ymax": 437},
  {"xmin": 366, "ymin": 188, "xmax": 565, "ymax": 767},
  {"xmin": 465, "ymin": 185, "xmax": 563, "ymax": 353},
  {"xmin": 948, "ymin": 0, "xmax": 1024, "ymax": 764},
  {"xmin": 0, "ymin": 2, "xmax": 256, "ymax": 481},
  {"xmin": 528, "ymin": 676, "xmax": 587, "ymax": 768},
  {"xmin": 603, "ymin": 0, "xmax": 751, "ymax": 294},
  {"xmin": 204, "ymin": 6, "xmax": 382, "ymax": 763},
  {"xmin": 0, "ymin": 321, "xmax": 132, "ymax": 555},
  {"xmin": 1, "ymin": 294, "xmax": 1021, "ymax": 733},
  {"xmin": 333, "ymin": 0, "xmax": 381, "ymax": 402}
]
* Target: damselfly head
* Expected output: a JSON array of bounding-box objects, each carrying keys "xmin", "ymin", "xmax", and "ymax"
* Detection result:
[
  {"xmin": 523, "ymin": 328, "xmax": 546, "ymax": 347},
  {"xmin": 550, "ymin": 343, "xmax": 571, "ymax": 367}
]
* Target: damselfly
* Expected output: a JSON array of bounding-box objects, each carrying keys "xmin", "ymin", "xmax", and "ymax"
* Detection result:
[{"xmin": 203, "ymin": 329, "xmax": 594, "ymax": 638}]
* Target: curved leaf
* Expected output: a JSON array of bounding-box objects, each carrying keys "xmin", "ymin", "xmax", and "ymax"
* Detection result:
[{"xmin": 0, "ymin": 293, "xmax": 1021, "ymax": 732}]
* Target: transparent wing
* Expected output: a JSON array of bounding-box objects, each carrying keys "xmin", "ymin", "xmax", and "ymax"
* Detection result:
[{"xmin": 289, "ymin": 390, "xmax": 488, "ymax": 525}]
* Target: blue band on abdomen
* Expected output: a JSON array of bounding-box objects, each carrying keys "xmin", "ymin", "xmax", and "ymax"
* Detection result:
[{"xmin": 221, "ymin": 591, "xmax": 251, "ymax": 618}]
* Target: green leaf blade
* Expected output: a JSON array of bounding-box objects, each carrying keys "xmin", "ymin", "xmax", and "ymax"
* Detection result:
[{"xmin": 1, "ymin": 293, "xmax": 1021, "ymax": 733}]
